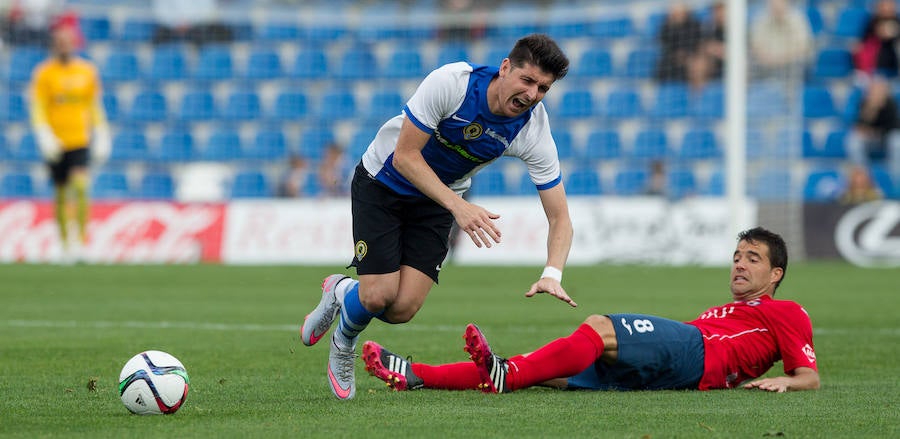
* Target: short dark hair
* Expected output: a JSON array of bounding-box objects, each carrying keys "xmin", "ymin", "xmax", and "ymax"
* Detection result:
[
  {"xmin": 507, "ymin": 34, "xmax": 569, "ymax": 80},
  {"xmin": 738, "ymin": 227, "xmax": 788, "ymax": 292}
]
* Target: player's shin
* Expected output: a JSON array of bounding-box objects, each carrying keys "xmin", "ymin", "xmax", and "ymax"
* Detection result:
[{"xmin": 507, "ymin": 324, "xmax": 605, "ymax": 391}]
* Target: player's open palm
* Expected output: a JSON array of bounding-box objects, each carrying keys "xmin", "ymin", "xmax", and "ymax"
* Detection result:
[
  {"xmin": 453, "ymin": 202, "xmax": 501, "ymax": 248},
  {"xmin": 526, "ymin": 278, "xmax": 577, "ymax": 307}
]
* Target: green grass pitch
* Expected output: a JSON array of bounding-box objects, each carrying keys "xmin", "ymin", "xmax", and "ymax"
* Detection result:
[{"xmin": 1, "ymin": 263, "xmax": 897, "ymax": 438}]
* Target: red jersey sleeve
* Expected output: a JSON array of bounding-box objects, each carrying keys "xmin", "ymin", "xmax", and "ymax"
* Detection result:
[{"xmin": 769, "ymin": 301, "xmax": 818, "ymax": 373}]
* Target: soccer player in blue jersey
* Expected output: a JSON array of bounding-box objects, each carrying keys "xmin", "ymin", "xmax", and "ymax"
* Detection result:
[{"xmin": 300, "ymin": 34, "xmax": 576, "ymax": 400}]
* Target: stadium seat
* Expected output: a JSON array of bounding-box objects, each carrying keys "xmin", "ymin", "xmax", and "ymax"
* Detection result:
[
  {"xmin": 147, "ymin": 45, "xmax": 188, "ymax": 81},
  {"xmin": 435, "ymin": 43, "xmax": 470, "ymax": 68},
  {"xmin": 101, "ymin": 49, "xmax": 140, "ymax": 82},
  {"xmin": 747, "ymin": 82, "xmax": 788, "ymax": 118},
  {"xmin": 565, "ymin": 167, "xmax": 602, "ymax": 195},
  {"xmin": 555, "ymin": 90, "xmax": 595, "ymax": 119},
  {"xmin": 382, "ymin": 47, "xmax": 425, "ymax": 79},
  {"xmin": 92, "ymin": 171, "xmax": 130, "ymax": 199},
  {"xmin": 366, "ymin": 91, "xmax": 404, "ymax": 121},
  {"xmin": 516, "ymin": 171, "xmax": 538, "ymax": 195},
  {"xmin": 298, "ymin": 126, "xmax": 335, "ymax": 161},
  {"xmin": 833, "ymin": 7, "xmax": 869, "ymax": 38},
  {"xmin": 803, "ymin": 85, "xmax": 837, "ymax": 119},
  {"xmin": 110, "ymin": 128, "xmax": 149, "ymax": 162},
  {"xmin": 14, "ymin": 133, "xmax": 41, "ymax": 162},
  {"xmin": 667, "ymin": 168, "xmax": 697, "ymax": 199},
  {"xmin": 704, "ymin": 170, "xmax": 725, "ymax": 196},
  {"xmin": 690, "ymin": 83, "xmax": 724, "ymax": 119},
  {"xmin": 632, "ymin": 128, "xmax": 669, "ymax": 160},
  {"xmin": 222, "ymin": 91, "xmax": 262, "ymax": 121},
  {"xmin": 193, "ymin": 45, "xmax": 233, "ymax": 81},
  {"xmin": 247, "ymin": 128, "xmax": 288, "ymax": 161},
  {"xmin": 291, "ymin": 48, "xmax": 329, "ymax": 80},
  {"xmin": 842, "ymin": 86, "xmax": 864, "ymax": 124},
  {"xmin": 468, "ymin": 168, "xmax": 507, "ymax": 196},
  {"xmin": 589, "ymin": 15, "xmax": 635, "ymax": 39},
  {"xmin": 231, "ymin": 171, "xmax": 271, "ymax": 198},
  {"xmin": 179, "ymin": 91, "xmax": 218, "ymax": 122},
  {"xmin": 604, "ymin": 89, "xmax": 643, "ymax": 119},
  {"xmin": 118, "ymin": 18, "xmax": 157, "ymax": 42},
  {"xmin": 0, "ymin": 93, "xmax": 26, "ymax": 122},
  {"xmin": 641, "ymin": 11, "xmax": 667, "ymax": 39},
  {"xmin": 806, "ymin": 6, "xmax": 824, "ymax": 35},
  {"xmin": 679, "ymin": 128, "xmax": 720, "ymax": 160},
  {"xmin": 244, "ymin": 48, "xmax": 283, "ymax": 80},
  {"xmin": 623, "ymin": 48, "xmax": 658, "ymax": 79},
  {"xmin": 102, "ymin": 93, "xmax": 119, "ymax": 122},
  {"xmin": 804, "ymin": 129, "xmax": 847, "ymax": 159},
  {"xmin": 129, "ymin": 90, "xmax": 167, "ymax": 123},
  {"xmin": 545, "ymin": 3, "xmax": 589, "ymax": 39},
  {"xmin": 156, "ymin": 130, "xmax": 196, "ymax": 162},
  {"xmin": 870, "ymin": 165, "xmax": 897, "ymax": 198},
  {"xmin": 487, "ymin": 3, "xmax": 540, "ymax": 39},
  {"xmin": 649, "ymin": 83, "xmax": 689, "ymax": 119},
  {"xmin": 803, "ymin": 169, "xmax": 843, "ymax": 201},
  {"xmin": 552, "ymin": 128, "xmax": 575, "ymax": 161},
  {"xmin": 745, "ymin": 129, "xmax": 769, "ymax": 159},
  {"xmin": 583, "ymin": 129, "xmax": 622, "ymax": 161},
  {"xmin": 813, "ymin": 47, "xmax": 854, "ymax": 79},
  {"xmin": 335, "ymin": 45, "xmax": 377, "ymax": 81},
  {"xmin": 752, "ymin": 169, "xmax": 793, "ymax": 200},
  {"xmin": 79, "ymin": 16, "xmax": 111, "ymax": 41},
  {"xmin": 613, "ymin": 167, "xmax": 649, "ymax": 195},
  {"xmin": 6, "ymin": 47, "xmax": 46, "ymax": 83},
  {"xmin": 201, "ymin": 129, "xmax": 243, "ymax": 161},
  {"xmin": 271, "ymin": 91, "xmax": 309, "ymax": 121},
  {"xmin": 0, "ymin": 133, "xmax": 9, "ymax": 160},
  {"xmin": 0, "ymin": 172, "xmax": 34, "ymax": 198},
  {"xmin": 571, "ymin": 48, "xmax": 613, "ymax": 79},
  {"xmin": 317, "ymin": 88, "xmax": 357, "ymax": 120},
  {"xmin": 482, "ymin": 42, "xmax": 512, "ymax": 66},
  {"xmin": 137, "ymin": 171, "xmax": 175, "ymax": 199},
  {"xmin": 257, "ymin": 21, "xmax": 301, "ymax": 40}
]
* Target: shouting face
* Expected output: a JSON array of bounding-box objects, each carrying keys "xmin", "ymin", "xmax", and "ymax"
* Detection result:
[{"xmin": 488, "ymin": 59, "xmax": 556, "ymax": 117}]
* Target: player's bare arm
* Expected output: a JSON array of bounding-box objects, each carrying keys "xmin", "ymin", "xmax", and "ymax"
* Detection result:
[
  {"xmin": 392, "ymin": 117, "xmax": 502, "ymax": 248},
  {"xmin": 525, "ymin": 184, "xmax": 576, "ymax": 307},
  {"xmin": 743, "ymin": 367, "xmax": 820, "ymax": 392}
]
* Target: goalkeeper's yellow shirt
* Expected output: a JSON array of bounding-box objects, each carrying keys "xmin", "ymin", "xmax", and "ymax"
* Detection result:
[{"xmin": 29, "ymin": 57, "xmax": 104, "ymax": 151}]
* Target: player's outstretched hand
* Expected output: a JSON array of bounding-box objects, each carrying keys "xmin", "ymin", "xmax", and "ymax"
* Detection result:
[
  {"xmin": 453, "ymin": 202, "xmax": 501, "ymax": 248},
  {"xmin": 525, "ymin": 278, "xmax": 577, "ymax": 307},
  {"xmin": 743, "ymin": 377, "xmax": 790, "ymax": 393}
]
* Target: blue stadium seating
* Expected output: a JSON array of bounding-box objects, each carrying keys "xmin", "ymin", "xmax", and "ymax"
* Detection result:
[
  {"xmin": 803, "ymin": 85, "xmax": 837, "ymax": 118},
  {"xmin": 111, "ymin": 128, "xmax": 149, "ymax": 162},
  {"xmin": 179, "ymin": 91, "xmax": 218, "ymax": 121},
  {"xmin": 6, "ymin": 46, "xmax": 46, "ymax": 83},
  {"xmin": 129, "ymin": 90, "xmax": 167, "ymax": 123},
  {"xmin": 366, "ymin": 91, "xmax": 404, "ymax": 121},
  {"xmin": 804, "ymin": 129, "xmax": 847, "ymax": 159},
  {"xmin": 383, "ymin": 47, "xmax": 425, "ymax": 79},
  {"xmin": 552, "ymin": 128, "xmax": 575, "ymax": 161},
  {"xmin": 202, "ymin": 129, "xmax": 243, "ymax": 161},
  {"xmin": 704, "ymin": 170, "xmax": 724, "ymax": 196},
  {"xmin": 589, "ymin": 15, "xmax": 635, "ymax": 39},
  {"xmin": 690, "ymin": 83, "xmax": 723, "ymax": 119},
  {"xmin": 0, "ymin": 93, "xmax": 26, "ymax": 122},
  {"xmin": 642, "ymin": 12, "xmax": 667, "ymax": 39},
  {"xmin": 222, "ymin": 91, "xmax": 262, "ymax": 121},
  {"xmin": 667, "ymin": 168, "xmax": 697, "ymax": 199},
  {"xmin": 80, "ymin": 16, "xmax": 111, "ymax": 41},
  {"xmin": 156, "ymin": 130, "xmax": 196, "ymax": 162},
  {"xmin": 231, "ymin": 170, "xmax": 271, "ymax": 198},
  {"xmin": 119, "ymin": 18, "xmax": 156, "ymax": 42},
  {"xmin": 870, "ymin": 165, "xmax": 897, "ymax": 198},
  {"xmin": 103, "ymin": 93, "xmax": 119, "ymax": 121},
  {"xmin": 566, "ymin": 167, "xmax": 602, "ymax": 195},
  {"xmin": 833, "ymin": 7, "xmax": 870, "ymax": 38},
  {"xmin": 516, "ymin": 171, "xmax": 538, "ymax": 195},
  {"xmin": 435, "ymin": 43, "xmax": 470, "ymax": 68},
  {"xmin": 147, "ymin": 45, "xmax": 188, "ymax": 81},
  {"xmin": 348, "ymin": 124, "xmax": 379, "ymax": 161},
  {"xmin": 572, "ymin": 48, "xmax": 613, "ymax": 79},
  {"xmin": 482, "ymin": 42, "xmax": 512, "ymax": 66},
  {"xmin": 244, "ymin": 48, "xmax": 283, "ymax": 79},
  {"xmin": 604, "ymin": 89, "xmax": 643, "ymax": 118},
  {"xmin": 102, "ymin": 49, "xmax": 140, "ymax": 82},
  {"xmin": 806, "ymin": 6, "xmax": 824, "ymax": 35},
  {"xmin": 803, "ymin": 169, "xmax": 843, "ymax": 201},
  {"xmin": 842, "ymin": 86, "xmax": 864, "ymax": 124},
  {"xmin": 0, "ymin": 133, "xmax": 8, "ymax": 160},
  {"xmin": 14, "ymin": 134, "xmax": 41, "ymax": 162},
  {"xmin": 317, "ymin": 88, "xmax": 357, "ymax": 120},
  {"xmin": 291, "ymin": 48, "xmax": 329, "ymax": 80},
  {"xmin": 649, "ymin": 83, "xmax": 689, "ymax": 119},
  {"xmin": 747, "ymin": 82, "xmax": 788, "ymax": 118},
  {"xmin": 814, "ymin": 47, "xmax": 854, "ymax": 79},
  {"xmin": 335, "ymin": 46, "xmax": 377, "ymax": 81},
  {"xmin": 632, "ymin": 128, "xmax": 669, "ymax": 160},
  {"xmin": 0, "ymin": 173, "xmax": 34, "ymax": 198},
  {"xmin": 247, "ymin": 128, "xmax": 288, "ymax": 161},
  {"xmin": 468, "ymin": 168, "xmax": 507, "ymax": 196},
  {"xmin": 556, "ymin": 90, "xmax": 595, "ymax": 119},
  {"xmin": 193, "ymin": 45, "xmax": 233, "ymax": 81},
  {"xmin": 257, "ymin": 21, "xmax": 301, "ymax": 41},
  {"xmin": 613, "ymin": 167, "xmax": 649, "ymax": 195},
  {"xmin": 92, "ymin": 171, "xmax": 130, "ymax": 199},
  {"xmin": 752, "ymin": 169, "xmax": 793, "ymax": 200},
  {"xmin": 271, "ymin": 91, "xmax": 309, "ymax": 121},
  {"xmin": 545, "ymin": 4, "xmax": 589, "ymax": 39},
  {"xmin": 298, "ymin": 126, "xmax": 335, "ymax": 161},
  {"xmin": 623, "ymin": 48, "xmax": 658, "ymax": 79},
  {"xmin": 137, "ymin": 171, "xmax": 175, "ymax": 199},
  {"xmin": 583, "ymin": 129, "xmax": 622, "ymax": 161},
  {"xmin": 680, "ymin": 128, "xmax": 720, "ymax": 160}
]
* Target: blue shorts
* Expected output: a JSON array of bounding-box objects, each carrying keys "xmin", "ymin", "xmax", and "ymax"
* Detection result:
[{"xmin": 566, "ymin": 314, "xmax": 704, "ymax": 391}]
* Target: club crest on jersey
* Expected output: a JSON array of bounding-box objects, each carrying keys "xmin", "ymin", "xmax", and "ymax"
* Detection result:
[
  {"xmin": 463, "ymin": 122, "xmax": 483, "ymax": 140},
  {"xmin": 355, "ymin": 240, "xmax": 368, "ymax": 261}
]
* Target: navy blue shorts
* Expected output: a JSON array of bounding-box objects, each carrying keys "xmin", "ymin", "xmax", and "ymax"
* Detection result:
[{"xmin": 566, "ymin": 314, "xmax": 704, "ymax": 391}]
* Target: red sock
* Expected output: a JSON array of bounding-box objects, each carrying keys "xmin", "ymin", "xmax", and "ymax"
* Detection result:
[
  {"xmin": 411, "ymin": 362, "xmax": 482, "ymax": 390},
  {"xmin": 507, "ymin": 323, "xmax": 605, "ymax": 391}
]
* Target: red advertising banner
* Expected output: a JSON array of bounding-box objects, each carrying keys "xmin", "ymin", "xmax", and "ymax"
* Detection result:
[{"xmin": 0, "ymin": 201, "xmax": 226, "ymax": 263}]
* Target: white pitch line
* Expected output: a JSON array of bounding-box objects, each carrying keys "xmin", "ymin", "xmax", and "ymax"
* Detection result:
[{"xmin": 1, "ymin": 319, "xmax": 898, "ymax": 336}]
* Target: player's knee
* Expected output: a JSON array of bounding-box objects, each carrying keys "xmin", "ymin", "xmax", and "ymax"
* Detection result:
[
  {"xmin": 583, "ymin": 314, "xmax": 615, "ymax": 340},
  {"xmin": 359, "ymin": 292, "xmax": 393, "ymax": 313}
]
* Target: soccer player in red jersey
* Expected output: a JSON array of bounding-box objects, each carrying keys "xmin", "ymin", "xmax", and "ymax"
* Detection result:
[{"xmin": 363, "ymin": 227, "xmax": 820, "ymax": 393}]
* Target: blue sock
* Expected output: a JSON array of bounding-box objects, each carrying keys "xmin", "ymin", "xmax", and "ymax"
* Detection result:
[{"xmin": 334, "ymin": 284, "xmax": 382, "ymax": 349}]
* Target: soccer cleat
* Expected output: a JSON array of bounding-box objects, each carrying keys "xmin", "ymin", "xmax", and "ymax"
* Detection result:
[
  {"xmin": 463, "ymin": 323, "xmax": 510, "ymax": 394},
  {"xmin": 327, "ymin": 337, "xmax": 357, "ymax": 400},
  {"xmin": 362, "ymin": 341, "xmax": 424, "ymax": 391},
  {"xmin": 300, "ymin": 274, "xmax": 350, "ymax": 346}
]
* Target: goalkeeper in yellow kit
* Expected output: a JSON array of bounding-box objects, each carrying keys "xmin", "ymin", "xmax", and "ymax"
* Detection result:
[{"xmin": 28, "ymin": 24, "xmax": 110, "ymax": 259}]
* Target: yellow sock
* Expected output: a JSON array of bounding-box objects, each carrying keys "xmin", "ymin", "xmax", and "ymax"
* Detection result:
[
  {"xmin": 71, "ymin": 173, "xmax": 90, "ymax": 245},
  {"xmin": 54, "ymin": 184, "xmax": 69, "ymax": 246}
]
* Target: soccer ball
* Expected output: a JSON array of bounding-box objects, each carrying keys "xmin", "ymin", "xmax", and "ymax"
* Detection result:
[{"xmin": 118, "ymin": 350, "xmax": 190, "ymax": 415}]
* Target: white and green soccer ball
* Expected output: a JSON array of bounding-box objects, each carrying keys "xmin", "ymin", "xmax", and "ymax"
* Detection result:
[{"xmin": 118, "ymin": 350, "xmax": 189, "ymax": 415}]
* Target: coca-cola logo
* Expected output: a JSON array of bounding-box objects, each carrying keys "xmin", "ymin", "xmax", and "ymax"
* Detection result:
[{"xmin": 834, "ymin": 201, "xmax": 900, "ymax": 268}]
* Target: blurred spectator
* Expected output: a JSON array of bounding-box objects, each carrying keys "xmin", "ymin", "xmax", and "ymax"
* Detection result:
[
  {"xmin": 437, "ymin": 0, "xmax": 487, "ymax": 41},
  {"xmin": 701, "ymin": 1, "xmax": 726, "ymax": 80},
  {"xmin": 152, "ymin": 0, "xmax": 233, "ymax": 46},
  {"xmin": 749, "ymin": 0, "xmax": 813, "ymax": 80},
  {"xmin": 845, "ymin": 77, "xmax": 900, "ymax": 180},
  {"xmin": 655, "ymin": 2, "xmax": 703, "ymax": 83},
  {"xmin": 853, "ymin": 0, "xmax": 900, "ymax": 79},
  {"xmin": 2, "ymin": 0, "xmax": 65, "ymax": 46},
  {"xmin": 317, "ymin": 143, "xmax": 350, "ymax": 197},
  {"xmin": 645, "ymin": 160, "xmax": 667, "ymax": 197},
  {"xmin": 278, "ymin": 154, "xmax": 308, "ymax": 198},
  {"xmin": 840, "ymin": 166, "xmax": 883, "ymax": 204}
]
